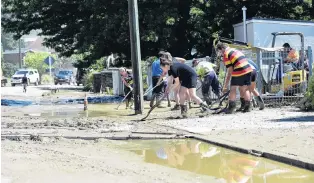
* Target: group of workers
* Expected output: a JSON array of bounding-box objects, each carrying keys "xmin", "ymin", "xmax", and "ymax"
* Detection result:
[{"xmin": 119, "ymin": 43, "xmax": 267, "ymax": 118}]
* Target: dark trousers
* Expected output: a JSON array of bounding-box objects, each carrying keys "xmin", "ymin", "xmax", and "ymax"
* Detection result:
[
  {"xmin": 202, "ymin": 71, "xmax": 221, "ymax": 99},
  {"xmin": 124, "ymin": 86, "xmax": 133, "ymax": 101},
  {"xmin": 152, "ymin": 76, "xmax": 165, "ymax": 98}
]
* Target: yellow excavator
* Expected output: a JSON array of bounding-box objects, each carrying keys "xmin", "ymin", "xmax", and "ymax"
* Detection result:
[{"xmin": 270, "ymin": 32, "xmax": 307, "ymax": 95}]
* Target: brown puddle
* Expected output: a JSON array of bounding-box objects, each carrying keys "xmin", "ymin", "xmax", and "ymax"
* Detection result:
[
  {"xmin": 18, "ymin": 103, "xmax": 171, "ymax": 118},
  {"xmin": 123, "ymin": 139, "xmax": 314, "ymax": 183}
]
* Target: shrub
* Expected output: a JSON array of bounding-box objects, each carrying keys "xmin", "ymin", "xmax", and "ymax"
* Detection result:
[
  {"xmin": 82, "ymin": 71, "xmax": 94, "ymax": 91},
  {"xmin": 298, "ymin": 75, "xmax": 314, "ymax": 111},
  {"xmin": 2, "ymin": 62, "xmax": 19, "ymax": 77},
  {"xmin": 41, "ymin": 74, "xmax": 54, "ymax": 84}
]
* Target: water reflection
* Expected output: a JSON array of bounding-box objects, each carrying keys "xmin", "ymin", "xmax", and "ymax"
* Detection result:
[{"xmin": 129, "ymin": 140, "xmax": 314, "ymax": 183}]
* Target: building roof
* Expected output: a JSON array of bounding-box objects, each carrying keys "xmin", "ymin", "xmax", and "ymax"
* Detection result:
[
  {"xmin": 233, "ymin": 17, "xmax": 314, "ymax": 27},
  {"xmin": 3, "ymin": 37, "xmax": 55, "ymax": 55},
  {"xmin": 3, "ymin": 48, "xmax": 32, "ymax": 54}
]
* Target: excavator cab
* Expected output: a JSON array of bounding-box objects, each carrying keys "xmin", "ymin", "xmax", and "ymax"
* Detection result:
[{"xmin": 270, "ymin": 32, "xmax": 307, "ymax": 95}]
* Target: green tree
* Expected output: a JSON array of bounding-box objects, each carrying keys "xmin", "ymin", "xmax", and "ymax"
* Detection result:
[
  {"xmin": 2, "ymin": 0, "xmax": 312, "ymax": 68},
  {"xmin": 24, "ymin": 52, "xmax": 56, "ymax": 76}
]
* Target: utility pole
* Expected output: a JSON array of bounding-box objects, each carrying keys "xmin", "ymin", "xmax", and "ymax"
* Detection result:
[
  {"xmin": 18, "ymin": 39, "xmax": 22, "ymax": 68},
  {"xmin": 242, "ymin": 6, "xmax": 247, "ymax": 43},
  {"xmin": 128, "ymin": 0, "xmax": 144, "ymax": 114}
]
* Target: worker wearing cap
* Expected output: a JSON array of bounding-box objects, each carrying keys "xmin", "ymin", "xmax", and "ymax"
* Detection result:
[{"xmin": 192, "ymin": 59, "xmax": 221, "ymax": 106}]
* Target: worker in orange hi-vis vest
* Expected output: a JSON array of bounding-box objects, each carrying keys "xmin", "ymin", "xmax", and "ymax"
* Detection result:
[{"xmin": 283, "ymin": 43, "xmax": 300, "ymax": 64}]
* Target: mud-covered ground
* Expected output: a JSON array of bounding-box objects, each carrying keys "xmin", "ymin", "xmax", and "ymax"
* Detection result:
[{"xmin": 1, "ymin": 87, "xmax": 314, "ymax": 182}]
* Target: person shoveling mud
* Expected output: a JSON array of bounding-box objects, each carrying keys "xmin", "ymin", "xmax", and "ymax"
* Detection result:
[
  {"xmin": 216, "ymin": 42, "xmax": 254, "ymax": 114},
  {"xmin": 119, "ymin": 67, "xmax": 134, "ymax": 109},
  {"xmin": 159, "ymin": 52, "xmax": 209, "ymax": 118}
]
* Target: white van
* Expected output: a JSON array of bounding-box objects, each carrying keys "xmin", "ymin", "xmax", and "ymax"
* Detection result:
[{"xmin": 11, "ymin": 69, "xmax": 40, "ymax": 86}]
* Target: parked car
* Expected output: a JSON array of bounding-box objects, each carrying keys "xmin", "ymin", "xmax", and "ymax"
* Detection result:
[
  {"xmin": 54, "ymin": 70, "xmax": 75, "ymax": 85},
  {"xmin": 11, "ymin": 69, "xmax": 40, "ymax": 86}
]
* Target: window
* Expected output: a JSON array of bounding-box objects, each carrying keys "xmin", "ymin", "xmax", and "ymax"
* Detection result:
[
  {"xmin": 29, "ymin": 71, "xmax": 34, "ymax": 75},
  {"xmin": 16, "ymin": 71, "xmax": 28, "ymax": 75}
]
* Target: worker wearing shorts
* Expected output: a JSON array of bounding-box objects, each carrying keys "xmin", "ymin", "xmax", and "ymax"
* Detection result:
[
  {"xmin": 162, "ymin": 79, "xmax": 171, "ymax": 107},
  {"xmin": 217, "ymin": 43, "xmax": 253, "ymax": 114},
  {"xmin": 159, "ymin": 53, "xmax": 208, "ymax": 118},
  {"xmin": 247, "ymin": 60, "xmax": 265, "ymax": 110}
]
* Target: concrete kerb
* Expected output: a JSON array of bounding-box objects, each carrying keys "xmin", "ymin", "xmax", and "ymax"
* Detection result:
[
  {"xmin": 186, "ymin": 134, "xmax": 314, "ymax": 172},
  {"xmin": 2, "ymin": 132, "xmax": 314, "ymax": 172}
]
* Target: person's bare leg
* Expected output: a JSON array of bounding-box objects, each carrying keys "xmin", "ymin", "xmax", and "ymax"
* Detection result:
[
  {"xmin": 175, "ymin": 85, "xmax": 180, "ymax": 105},
  {"xmin": 249, "ymin": 82, "xmax": 265, "ymax": 110},
  {"xmin": 186, "ymin": 90, "xmax": 192, "ymax": 108},
  {"xmin": 179, "ymin": 86, "xmax": 188, "ymax": 118},
  {"xmin": 240, "ymin": 85, "xmax": 251, "ymax": 112},
  {"xmin": 249, "ymin": 82, "xmax": 259, "ymax": 97},
  {"xmin": 226, "ymin": 86, "xmax": 238, "ymax": 114},
  {"xmin": 179, "ymin": 87, "xmax": 188, "ymax": 105},
  {"xmin": 237, "ymin": 88, "xmax": 245, "ymax": 112},
  {"xmin": 229, "ymin": 86, "xmax": 238, "ymax": 101},
  {"xmin": 171, "ymin": 85, "xmax": 180, "ymax": 110},
  {"xmin": 167, "ymin": 93, "xmax": 171, "ymax": 107}
]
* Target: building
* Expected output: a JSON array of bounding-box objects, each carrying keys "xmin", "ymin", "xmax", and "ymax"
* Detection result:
[{"xmin": 233, "ymin": 17, "xmax": 314, "ymax": 49}]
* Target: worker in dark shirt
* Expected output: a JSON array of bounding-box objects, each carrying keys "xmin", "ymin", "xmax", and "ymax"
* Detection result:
[
  {"xmin": 157, "ymin": 52, "xmax": 193, "ymax": 110},
  {"xmin": 22, "ymin": 74, "xmax": 28, "ymax": 93},
  {"xmin": 159, "ymin": 53, "xmax": 209, "ymax": 118},
  {"xmin": 119, "ymin": 67, "xmax": 134, "ymax": 109}
]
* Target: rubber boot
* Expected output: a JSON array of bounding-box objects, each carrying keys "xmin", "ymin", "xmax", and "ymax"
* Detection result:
[
  {"xmin": 256, "ymin": 96, "xmax": 265, "ymax": 110},
  {"xmin": 171, "ymin": 104, "xmax": 180, "ymax": 111},
  {"xmin": 236, "ymin": 98, "xmax": 245, "ymax": 112},
  {"xmin": 225, "ymin": 101, "xmax": 236, "ymax": 114},
  {"xmin": 242, "ymin": 100, "xmax": 252, "ymax": 113},
  {"xmin": 200, "ymin": 102, "xmax": 209, "ymax": 112},
  {"xmin": 189, "ymin": 101, "xmax": 193, "ymax": 109},
  {"xmin": 180, "ymin": 105, "xmax": 188, "ymax": 118},
  {"xmin": 204, "ymin": 95, "xmax": 212, "ymax": 106}
]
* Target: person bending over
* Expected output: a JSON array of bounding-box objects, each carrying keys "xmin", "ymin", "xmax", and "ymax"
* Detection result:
[
  {"xmin": 159, "ymin": 54, "xmax": 208, "ymax": 118},
  {"xmin": 158, "ymin": 52, "xmax": 192, "ymax": 110},
  {"xmin": 119, "ymin": 67, "xmax": 134, "ymax": 109},
  {"xmin": 216, "ymin": 43, "xmax": 253, "ymax": 114},
  {"xmin": 192, "ymin": 59, "xmax": 221, "ymax": 106}
]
